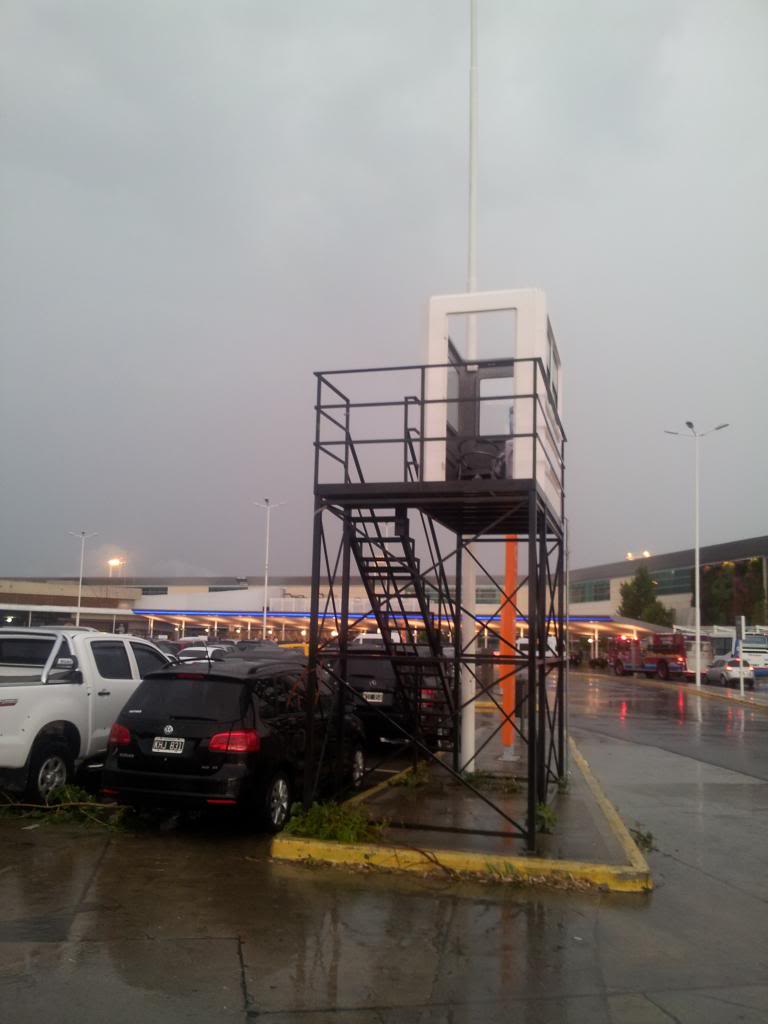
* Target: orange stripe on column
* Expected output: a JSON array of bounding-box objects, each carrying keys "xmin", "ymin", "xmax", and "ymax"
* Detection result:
[{"xmin": 499, "ymin": 535, "xmax": 518, "ymax": 746}]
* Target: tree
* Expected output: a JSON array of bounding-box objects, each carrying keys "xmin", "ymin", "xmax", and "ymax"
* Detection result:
[
  {"xmin": 618, "ymin": 566, "xmax": 675, "ymax": 627},
  {"xmin": 701, "ymin": 559, "xmax": 766, "ymax": 625}
]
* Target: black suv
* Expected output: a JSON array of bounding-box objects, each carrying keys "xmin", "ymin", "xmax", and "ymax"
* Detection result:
[
  {"xmin": 101, "ymin": 658, "xmax": 365, "ymax": 831},
  {"xmin": 340, "ymin": 646, "xmax": 452, "ymax": 748}
]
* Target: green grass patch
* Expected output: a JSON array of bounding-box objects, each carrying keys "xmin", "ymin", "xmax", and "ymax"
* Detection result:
[
  {"xmin": 461, "ymin": 770, "xmax": 520, "ymax": 795},
  {"xmin": 535, "ymin": 802, "xmax": 557, "ymax": 834},
  {"xmin": 484, "ymin": 859, "xmax": 521, "ymax": 882},
  {"xmin": 285, "ymin": 801, "xmax": 384, "ymax": 844}
]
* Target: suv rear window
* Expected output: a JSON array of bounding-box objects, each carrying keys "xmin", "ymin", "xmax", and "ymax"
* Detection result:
[
  {"xmin": 0, "ymin": 637, "xmax": 56, "ymax": 666},
  {"xmin": 125, "ymin": 676, "xmax": 246, "ymax": 721},
  {"xmin": 346, "ymin": 657, "xmax": 397, "ymax": 688}
]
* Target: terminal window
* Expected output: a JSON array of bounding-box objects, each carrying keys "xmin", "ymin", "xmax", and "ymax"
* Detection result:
[
  {"xmin": 651, "ymin": 568, "xmax": 693, "ymax": 595},
  {"xmin": 570, "ymin": 579, "xmax": 610, "ymax": 603}
]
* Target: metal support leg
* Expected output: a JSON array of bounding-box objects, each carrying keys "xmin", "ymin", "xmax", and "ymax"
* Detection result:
[
  {"xmin": 537, "ymin": 521, "xmax": 548, "ymax": 799},
  {"xmin": 304, "ymin": 498, "xmax": 325, "ymax": 809},
  {"xmin": 336, "ymin": 512, "xmax": 352, "ymax": 789},
  {"xmin": 527, "ymin": 500, "xmax": 538, "ymax": 851}
]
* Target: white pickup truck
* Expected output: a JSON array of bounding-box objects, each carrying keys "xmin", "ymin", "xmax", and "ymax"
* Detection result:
[{"xmin": 0, "ymin": 627, "xmax": 172, "ymax": 802}]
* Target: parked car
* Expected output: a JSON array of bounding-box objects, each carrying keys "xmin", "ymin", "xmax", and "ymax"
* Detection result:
[
  {"xmin": 152, "ymin": 639, "xmax": 181, "ymax": 659},
  {"xmin": 176, "ymin": 636, "xmax": 210, "ymax": 649},
  {"xmin": 101, "ymin": 658, "xmax": 366, "ymax": 830},
  {"xmin": 235, "ymin": 639, "xmax": 280, "ymax": 653},
  {"xmin": 339, "ymin": 647, "xmax": 451, "ymax": 748},
  {"xmin": 0, "ymin": 628, "xmax": 172, "ymax": 802},
  {"xmin": 704, "ymin": 657, "xmax": 755, "ymax": 689},
  {"xmin": 177, "ymin": 645, "xmax": 229, "ymax": 662}
]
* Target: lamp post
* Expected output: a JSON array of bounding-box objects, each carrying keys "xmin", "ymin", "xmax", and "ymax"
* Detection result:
[
  {"xmin": 255, "ymin": 498, "xmax": 285, "ymax": 640},
  {"xmin": 664, "ymin": 421, "xmax": 729, "ymax": 686},
  {"xmin": 69, "ymin": 530, "xmax": 98, "ymax": 627}
]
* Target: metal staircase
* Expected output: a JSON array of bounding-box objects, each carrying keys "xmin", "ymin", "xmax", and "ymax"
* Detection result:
[{"xmin": 348, "ymin": 510, "xmax": 455, "ymax": 752}]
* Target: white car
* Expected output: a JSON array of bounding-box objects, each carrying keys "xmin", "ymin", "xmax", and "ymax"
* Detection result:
[
  {"xmin": 177, "ymin": 645, "xmax": 229, "ymax": 662},
  {"xmin": 704, "ymin": 657, "xmax": 754, "ymax": 689},
  {"xmin": 0, "ymin": 628, "xmax": 172, "ymax": 802}
]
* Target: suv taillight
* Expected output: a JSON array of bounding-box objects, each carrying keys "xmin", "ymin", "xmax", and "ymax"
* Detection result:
[
  {"xmin": 209, "ymin": 729, "xmax": 261, "ymax": 753},
  {"xmin": 109, "ymin": 722, "xmax": 131, "ymax": 746}
]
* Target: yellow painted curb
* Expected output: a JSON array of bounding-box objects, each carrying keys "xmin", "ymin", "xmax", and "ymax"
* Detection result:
[
  {"xmin": 271, "ymin": 833, "xmax": 651, "ymax": 891},
  {"xmin": 271, "ymin": 739, "xmax": 652, "ymax": 893},
  {"xmin": 568, "ymin": 738, "xmax": 650, "ymax": 877},
  {"xmin": 343, "ymin": 763, "xmax": 414, "ymax": 806},
  {"xmin": 575, "ymin": 671, "xmax": 768, "ymax": 715}
]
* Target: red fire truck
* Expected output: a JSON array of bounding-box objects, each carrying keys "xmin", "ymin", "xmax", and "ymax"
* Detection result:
[{"xmin": 607, "ymin": 633, "xmax": 713, "ymax": 680}]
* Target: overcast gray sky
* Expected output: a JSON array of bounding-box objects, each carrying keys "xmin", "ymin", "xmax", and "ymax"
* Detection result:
[{"xmin": 1, "ymin": 0, "xmax": 766, "ymax": 579}]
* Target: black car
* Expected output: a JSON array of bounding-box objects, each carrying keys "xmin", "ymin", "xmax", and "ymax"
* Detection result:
[
  {"xmin": 235, "ymin": 639, "xmax": 281, "ymax": 653},
  {"xmin": 340, "ymin": 647, "xmax": 452, "ymax": 747},
  {"xmin": 101, "ymin": 658, "xmax": 365, "ymax": 831}
]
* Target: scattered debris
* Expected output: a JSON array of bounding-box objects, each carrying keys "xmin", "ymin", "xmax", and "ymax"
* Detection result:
[
  {"xmin": 0, "ymin": 785, "xmax": 127, "ymax": 830},
  {"xmin": 629, "ymin": 825, "xmax": 657, "ymax": 853}
]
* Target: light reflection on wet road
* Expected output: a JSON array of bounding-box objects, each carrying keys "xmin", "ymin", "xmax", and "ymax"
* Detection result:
[{"xmin": 569, "ymin": 672, "xmax": 768, "ymax": 782}]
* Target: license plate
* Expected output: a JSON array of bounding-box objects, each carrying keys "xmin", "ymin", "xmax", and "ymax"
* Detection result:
[
  {"xmin": 363, "ymin": 691, "xmax": 383, "ymax": 703},
  {"xmin": 152, "ymin": 737, "xmax": 185, "ymax": 754}
]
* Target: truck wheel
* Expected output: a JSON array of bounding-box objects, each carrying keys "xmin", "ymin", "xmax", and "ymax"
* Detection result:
[
  {"xmin": 657, "ymin": 662, "xmax": 669, "ymax": 681},
  {"xmin": 26, "ymin": 741, "xmax": 74, "ymax": 804},
  {"xmin": 614, "ymin": 662, "xmax": 624, "ymax": 677}
]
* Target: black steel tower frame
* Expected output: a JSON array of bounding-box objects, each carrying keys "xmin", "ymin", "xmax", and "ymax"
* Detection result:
[{"xmin": 302, "ymin": 357, "xmax": 566, "ymax": 851}]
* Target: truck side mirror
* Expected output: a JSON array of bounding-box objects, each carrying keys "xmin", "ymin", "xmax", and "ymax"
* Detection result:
[{"xmin": 49, "ymin": 654, "xmax": 82, "ymax": 684}]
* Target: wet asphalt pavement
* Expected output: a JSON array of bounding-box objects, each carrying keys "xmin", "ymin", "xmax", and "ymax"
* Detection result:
[{"xmin": 1, "ymin": 674, "xmax": 767, "ymax": 1023}]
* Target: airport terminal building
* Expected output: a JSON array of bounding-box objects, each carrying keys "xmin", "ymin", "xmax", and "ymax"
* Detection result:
[{"xmin": 2, "ymin": 534, "xmax": 766, "ymax": 648}]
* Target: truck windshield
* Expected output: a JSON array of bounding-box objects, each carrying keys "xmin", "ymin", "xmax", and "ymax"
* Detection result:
[
  {"xmin": 743, "ymin": 635, "xmax": 768, "ymax": 650},
  {"xmin": 0, "ymin": 638, "xmax": 56, "ymax": 666}
]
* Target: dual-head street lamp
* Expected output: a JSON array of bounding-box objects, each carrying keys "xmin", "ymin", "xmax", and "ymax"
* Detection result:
[
  {"xmin": 68, "ymin": 530, "xmax": 98, "ymax": 627},
  {"xmin": 664, "ymin": 421, "xmax": 729, "ymax": 686}
]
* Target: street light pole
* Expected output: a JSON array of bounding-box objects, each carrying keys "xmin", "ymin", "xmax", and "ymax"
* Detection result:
[
  {"xmin": 461, "ymin": 0, "xmax": 479, "ymax": 773},
  {"xmin": 69, "ymin": 530, "xmax": 97, "ymax": 627},
  {"xmin": 694, "ymin": 429, "xmax": 701, "ymax": 689},
  {"xmin": 664, "ymin": 422, "xmax": 729, "ymax": 686},
  {"xmin": 255, "ymin": 499, "xmax": 285, "ymax": 641}
]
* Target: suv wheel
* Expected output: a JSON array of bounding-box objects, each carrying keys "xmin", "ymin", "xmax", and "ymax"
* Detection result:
[
  {"xmin": 263, "ymin": 770, "xmax": 292, "ymax": 833},
  {"xmin": 350, "ymin": 746, "xmax": 365, "ymax": 789},
  {"xmin": 26, "ymin": 741, "xmax": 73, "ymax": 804}
]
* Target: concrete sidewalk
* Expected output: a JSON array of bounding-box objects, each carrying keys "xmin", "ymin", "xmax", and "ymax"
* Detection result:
[{"xmin": 273, "ymin": 717, "xmax": 651, "ymax": 891}]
